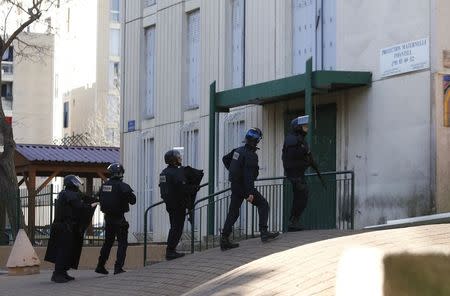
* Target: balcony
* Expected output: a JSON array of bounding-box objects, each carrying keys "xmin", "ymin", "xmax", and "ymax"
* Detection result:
[
  {"xmin": 1, "ymin": 62, "xmax": 13, "ymax": 82},
  {"xmin": 1, "ymin": 96, "xmax": 12, "ymax": 111}
]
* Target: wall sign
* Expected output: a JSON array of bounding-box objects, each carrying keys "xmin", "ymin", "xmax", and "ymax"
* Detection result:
[
  {"xmin": 380, "ymin": 38, "xmax": 429, "ymax": 78},
  {"xmin": 127, "ymin": 120, "xmax": 136, "ymax": 132}
]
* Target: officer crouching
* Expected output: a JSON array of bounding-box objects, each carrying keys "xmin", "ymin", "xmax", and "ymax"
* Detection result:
[
  {"xmin": 45, "ymin": 175, "xmax": 99, "ymax": 283},
  {"xmin": 159, "ymin": 150, "xmax": 199, "ymax": 260},
  {"xmin": 95, "ymin": 163, "xmax": 136, "ymax": 275}
]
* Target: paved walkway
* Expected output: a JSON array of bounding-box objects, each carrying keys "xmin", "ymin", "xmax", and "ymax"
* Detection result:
[{"xmin": 1, "ymin": 224, "xmax": 449, "ymax": 296}]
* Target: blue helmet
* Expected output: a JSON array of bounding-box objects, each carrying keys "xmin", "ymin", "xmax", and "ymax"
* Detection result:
[
  {"xmin": 107, "ymin": 163, "xmax": 125, "ymax": 179},
  {"xmin": 245, "ymin": 128, "xmax": 263, "ymax": 146},
  {"xmin": 64, "ymin": 175, "xmax": 83, "ymax": 189},
  {"xmin": 291, "ymin": 115, "xmax": 309, "ymax": 131}
]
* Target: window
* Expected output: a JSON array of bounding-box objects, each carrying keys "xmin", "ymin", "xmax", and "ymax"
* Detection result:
[
  {"xmin": 109, "ymin": 61, "xmax": 120, "ymax": 89},
  {"xmin": 1, "ymin": 83, "xmax": 12, "ymax": 98},
  {"xmin": 107, "ymin": 95, "xmax": 120, "ymax": 124},
  {"xmin": 144, "ymin": 26, "xmax": 156, "ymax": 118},
  {"xmin": 54, "ymin": 74, "xmax": 59, "ymax": 97},
  {"xmin": 110, "ymin": 28, "xmax": 121, "ymax": 57},
  {"xmin": 110, "ymin": 0, "xmax": 120, "ymax": 22},
  {"xmin": 67, "ymin": 8, "xmax": 70, "ymax": 32},
  {"xmin": 186, "ymin": 10, "xmax": 200, "ymax": 109},
  {"xmin": 2, "ymin": 47, "xmax": 13, "ymax": 61},
  {"xmin": 63, "ymin": 102, "xmax": 69, "ymax": 128},
  {"xmin": 231, "ymin": 0, "xmax": 245, "ymax": 88},
  {"xmin": 144, "ymin": 0, "xmax": 156, "ymax": 7},
  {"xmin": 141, "ymin": 136, "xmax": 155, "ymax": 232},
  {"xmin": 182, "ymin": 129, "xmax": 199, "ymax": 168},
  {"xmin": 292, "ymin": 0, "xmax": 336, "ymax": 73}
]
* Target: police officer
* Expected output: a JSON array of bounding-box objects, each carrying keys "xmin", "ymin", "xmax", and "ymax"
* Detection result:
[
  {"xmin": 282, "ymin": 115, "xmax": 315, "ymax": 231},
  {"xmin": 159, "ymin": 150, "xmax": 198, "ymax": 260},
  {"xmin": 48, "ymin": 175, "xmax": 98, "ymax": 283},
  {"xmin": 221, "ymin": 128, "xmax": 279, "ymax": 251},
  {"xmin": 95, "ymin": 163, "xmax": 136, "ymax": 275}
]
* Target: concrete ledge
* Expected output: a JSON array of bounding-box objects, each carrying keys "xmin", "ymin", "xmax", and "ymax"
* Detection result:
[
  {"xmin": 336, "ymin": 247, "xmax": 450, "ymax": 296},
  {"xmin": 364, "ymin": 213, "xmax": 450, "ymax": 230},
  {"xmin": 1, "ymin": 244, "xmax": 166, "ymax": 270}
]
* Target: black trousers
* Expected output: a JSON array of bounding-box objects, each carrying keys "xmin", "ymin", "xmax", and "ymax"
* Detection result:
[
  {"xmin": 98, "ymin": 217, "xmax": 129, "ymax": 269},
  {"xmin": 222, "ymin": 182, "xmax": 269, "ymax": 236},
  {"xmin": 54, "ymin": 230, "xmax": 74, "ymax": 274},
  {"xmin": 166, "ymin": 206, "xmax": 186, "ymax": 251},
  {"xmin": 289, "ymin": 177, "xmax": 309, "ymax": 219}
]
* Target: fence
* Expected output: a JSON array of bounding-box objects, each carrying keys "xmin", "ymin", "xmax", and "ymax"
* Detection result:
[{"xmin": 143, "ymin": 171, "xmax": 354, "ymax": 265}]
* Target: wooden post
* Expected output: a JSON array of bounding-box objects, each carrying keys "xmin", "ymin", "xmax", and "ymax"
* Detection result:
[
  {"xmin": 86, "ymin": 177, "xmax": 94, "ymax": 235},
  {"xmin": 27, "ymin": 168, "xmax": 36, "ymax": 245}
]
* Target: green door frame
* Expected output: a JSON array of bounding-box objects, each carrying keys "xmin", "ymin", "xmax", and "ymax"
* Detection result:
[{"xmin": 207, "ymin": 58, "xmax": 371, "ymax": 234}]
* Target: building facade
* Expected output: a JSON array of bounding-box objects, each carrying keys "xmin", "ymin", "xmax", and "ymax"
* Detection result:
[
  {"xmin": 53, "ymin": 0, "xmax": 121, "ymax": 147},
  {"xmin": 1, "ymin": 32, "xmax": 55, "ymax": 145},
  {"xmin": 121, "ymin": 0, "xmax": 450, "ymax": 242}
]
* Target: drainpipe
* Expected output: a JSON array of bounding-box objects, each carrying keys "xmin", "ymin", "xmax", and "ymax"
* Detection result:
[
  {"xmin": 208, "ymin": 81, "xmax": 217, "ymax": 235},
  {"xmin": 305, "ymin": 58, "xmax": 313, "ymax": 146}
]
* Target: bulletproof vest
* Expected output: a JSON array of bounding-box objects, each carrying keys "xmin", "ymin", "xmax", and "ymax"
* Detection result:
[
  {"xmin": 282, "ymin": 132, "xmax": 310, "ymax": 175},
  {"xmin": 159, "ymin": 166, "xmax": 186, "ymax": 207},
  {"xmin": 54, "ymin": 189, "xmax": 79, "ymax": 225},
  {"xmin": 228, "ymin": 145, "xmax": 259, "ymax": 183},
  {"xmin": 99, "ymin": 179, "xmax": 130, "ymax": 215}
]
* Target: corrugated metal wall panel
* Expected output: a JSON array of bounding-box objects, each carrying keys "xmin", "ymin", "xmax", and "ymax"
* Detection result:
[
  {"xmin": 125, "ymin": 0, "xmax": 141, "ymax": 22},
  {"xmin": 123, "ymin": 20, "xmax": 142, "ymax": 132},
  {"xmin": 245, "ymin": 0, "xmax": 276, "ymax": 85},
  {"xmin": 122, "ymin": 131, "xmax": 140, "ymax": 242},
  {"xmin": 155, "ymin": 4, "xmax": 183, "ymax": 126},
  {"xmin": 200, "ymin": 0, "xmax": 220, "ymax": 116}
]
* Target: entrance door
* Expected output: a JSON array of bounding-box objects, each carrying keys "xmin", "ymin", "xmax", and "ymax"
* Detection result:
[{"xmin": 283, "ymin": 103, "xmax": 337, "ymax": 230}]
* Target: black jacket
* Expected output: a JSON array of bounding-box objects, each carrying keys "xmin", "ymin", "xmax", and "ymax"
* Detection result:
[
  {"xmin": 159, "ymin": 165, "xmax": 199, "ymax": 209},
  {"xmin": 282, "ymin": 131, "xmax": 311, "ymax": 178},
  {"xmin": 99, "ymin": 178, "xmax": 136, "ymax": 217},
  {"xmin": 45, "ymin": 188, "xmax": 96, "ymax": 269},
  {"xmin": 225, "ymin": 144, "xmax": 259, "ymax": 196}
]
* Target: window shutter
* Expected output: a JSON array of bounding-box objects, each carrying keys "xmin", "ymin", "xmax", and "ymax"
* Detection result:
[
  {"xmin": 231, "ymin": 0, "xmax": 245, "ymax": 88},
  {"xmin": 145, "ymin": 26, "xmax": 156, "ymax": 117},
  {"xmin": 187, "ymin": 11, "xmax": 200, "ymax": 109},
  {"xmin": 293, "ymin": 0, "xmax": 316, "ymax": 74}
]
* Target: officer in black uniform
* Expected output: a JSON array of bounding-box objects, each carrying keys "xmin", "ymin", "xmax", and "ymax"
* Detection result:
[
  {"xmin": 49, "ymin": 175, "xmax": 98, "ymax": 283},
  {"xmin": 221, "ymin": 128, "xmax": 280, "ymax": 251},
  {"xmin": 282, "ymin": 115, "xmax": 315, "ymax": 231},
  {"xmin": 159, "ymin": 150, "xmax": 198, "ymax": 260},
  {"xmin": 95, "ymin": 163, "xmax": 136, "ymax": 275}
]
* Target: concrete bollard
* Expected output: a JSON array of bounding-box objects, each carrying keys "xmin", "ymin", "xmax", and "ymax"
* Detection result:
[
  {"xmin": 6, "ymin": 229, "xmax": 40, "ymax": 276},
  {"xmin": 335, "ymin": 247, "xmax": 450, "ymax": 296}
]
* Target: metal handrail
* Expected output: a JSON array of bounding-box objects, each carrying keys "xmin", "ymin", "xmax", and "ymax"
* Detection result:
[
  {"xmin": 143, "ymin": 171, "xmax": 355, "ymax": 265},
  {"xmin": 143, "ymin": 182, "xmax": 208, "ymax": 266}
]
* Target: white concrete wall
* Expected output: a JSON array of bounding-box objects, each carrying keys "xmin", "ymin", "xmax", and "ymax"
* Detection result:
[
  {"xmin": 12, "ymin": 33, "xmax": 54, "ymax": 144},
  {"xmin": 123, "ymin": 0, "xmax": 437, "ymax": 238}
]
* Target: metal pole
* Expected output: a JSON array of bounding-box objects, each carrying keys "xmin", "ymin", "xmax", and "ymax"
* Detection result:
[
  {"xmin": 351, "ymin": 171, "xmax": 355, "ymax": 230},
  {"xmin": 208, "ymin": 82, "xmax": 216, "ymax": 235},
  {"xmin": 191, "ymin": 209, "xmax": 195, "ymax": 254},
  {"xmin": 143, "ymin": 208, "xmax": 148, "ymax": 267},
  {"xmin": 305, "ymin": 58, "xmax": 313, "ymax": 147},
  {"xmin": 50, "ymin": 184, "xmax": 53, "ymax": 226}
]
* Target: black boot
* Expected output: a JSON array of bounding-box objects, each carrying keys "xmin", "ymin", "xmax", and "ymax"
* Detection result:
[
  {"xmin": 260, "ymin": 228, "xmax": 280, "ymax": 242},
  {"xmin": 165, "ymin": 249, "xmax": 185, "ymax": 260},
  {"xmin": 63, "ymin": 271, "xmax": 75, "ymax": 281},
  {"xmin": 51, "ymin": 272, "xmax": 70, "ymax": 283},
  {"xmin": 114, "ymin": 268, "xmax": 126, "ymax": 275},
  {"xmin": 220, "ymin": 234, "xmax": 239, "ymax": 251},
  {"xmin": 287, "ymin": 216, "xmax": 304, "ymax": 232},
  {"xmin": 95, "ymin": 265, "xmax": 109, "ymax": 275}
]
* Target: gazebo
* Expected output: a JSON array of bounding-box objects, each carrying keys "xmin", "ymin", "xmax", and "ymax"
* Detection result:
[{"xmin": 14, "ymin": 144, "xmax": 120, "ymax": 243}]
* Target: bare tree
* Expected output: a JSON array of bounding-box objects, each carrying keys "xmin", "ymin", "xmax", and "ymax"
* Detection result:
[{"xmin": 0, "ymin": 0, "xmax": 56, "ymax": 238}]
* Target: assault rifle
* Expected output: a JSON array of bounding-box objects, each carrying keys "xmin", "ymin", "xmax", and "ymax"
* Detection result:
[{"xmin": 308, "ymin": 154, "xmax": 327, "ymax": 189}]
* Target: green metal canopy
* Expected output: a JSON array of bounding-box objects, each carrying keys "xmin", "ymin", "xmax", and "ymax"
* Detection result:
[{"xmin": 206, "ymin": 58, "xmax": 372, "ymax": 234}]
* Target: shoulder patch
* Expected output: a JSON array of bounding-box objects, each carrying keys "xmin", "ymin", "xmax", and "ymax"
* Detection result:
[
  {"xmin": 232, "ymin": 151, "xmax": 240, "ymax": 160},
  {"xmin": 102, "ymin": 185, "xmax": 113, "ymax": 192},
  {"xmin": 160, "ymin": 175, "xmax": 167, "ymax": 183}
]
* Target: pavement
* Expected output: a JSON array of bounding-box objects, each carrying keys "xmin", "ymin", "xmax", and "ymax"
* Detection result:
[{"xmin": 1, "ymin": 224, "xmax": 449, "ymax": 296}]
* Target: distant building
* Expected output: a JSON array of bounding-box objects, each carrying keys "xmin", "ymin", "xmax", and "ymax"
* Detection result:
[{"xmin": 53, "ymin": 0, "xmax": 121, "ymax": 147}]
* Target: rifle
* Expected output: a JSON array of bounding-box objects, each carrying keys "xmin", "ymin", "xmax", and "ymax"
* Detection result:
[{"xmin": 308, "ymin": 154, "xmax": 327, "ymax": 189}]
